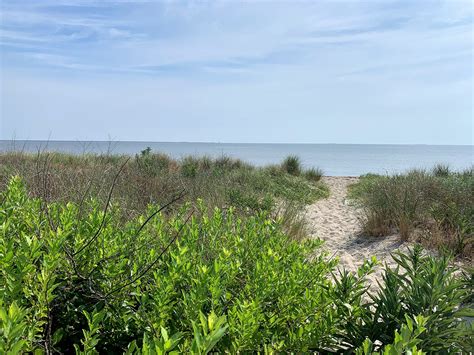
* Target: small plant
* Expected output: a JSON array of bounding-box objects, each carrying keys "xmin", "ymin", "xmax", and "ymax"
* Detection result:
[
  {"xmin": 356, "ymin": 315, "xmax": 428, "ymax": 355},
  {"xmin": 281, "ymin": 155, "xmax": 301, "ymax": 176},
  {"xmin": 362, "ymin": 245, "xmax": 473, "ymax": 353},
  {"xmin": 140, "ymin": 146, "xmax": 152, "ymax": 157},
  {"xmin": 432, "ymin": 163, "xmax": 450, "ymax": 177},
  {"xmin": 74, "ymin": 309, "xmax": 106, "ymax": 354},
  {"xmin": 304, "ymin": 167, "xmax": 324, "ymax": 182},
  {"xmin": 135, "ymin": 148, "xmax": 172, "ymax": 176},
  {"xmin": 180, "ymin": 156, "xmax": 199, "ymax": 178},
  {"xmin": 0, "ymin": 302, "xmax": 29, "ymax": 354}
]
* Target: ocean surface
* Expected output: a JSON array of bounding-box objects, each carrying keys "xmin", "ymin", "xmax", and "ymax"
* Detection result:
[{"xmin": 1, "ymin": 140, "xmax": 472, "ymax": 176}]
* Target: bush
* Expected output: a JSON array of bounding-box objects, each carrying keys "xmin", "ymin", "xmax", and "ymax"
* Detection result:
[
  {"xmin": 0, "ymin": 176, "xmax": 336, "ymax": 353},
  {"xmin": 1, "ymin": 177, "xmax": 472, "ymax": 353},
  {"xmin": 180, "ymin": 156, "xmax": 200, "ymax": 178},
  {"xmin": 135, "ymin": 148, "xmax": 172, "ymax": 176},
  {"xmin": 304, "ymin": 167, "xmax": 324, "ymax": 182},
  {"xmin": 361, "ymin": 246, "xmax": 473, "ymax": 352},
  {"xmin": 281, "ymin": 155, "xmax": 302, "ymax": 176}
]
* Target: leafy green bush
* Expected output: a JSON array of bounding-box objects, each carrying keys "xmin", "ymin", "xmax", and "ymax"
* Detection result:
[
  {"xmin": 1, "ymin": 177, "xmax": 472, "ymax": 353},
  {"xmin": 281, "ymin": 155, "xmax": 302, "ymax": 176},
  {"xmin": 180, "ymin": 156, "xmax": 200, "ymax": 178},
  {"xmin": 356, "ymin": 315, "xmax": 428, "ymax": 355},
  {"xmin": 1, "ymin": 176, "xmax": 341, "ymax": 353},
  {"xmin": 362, "ymin": 246, "xmax": 473, "ymax": 352}
]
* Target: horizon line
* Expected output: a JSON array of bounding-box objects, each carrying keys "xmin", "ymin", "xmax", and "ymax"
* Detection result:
[{"xmin": 1, "ymin": 139, "xmax": 473, "ymax": 147}]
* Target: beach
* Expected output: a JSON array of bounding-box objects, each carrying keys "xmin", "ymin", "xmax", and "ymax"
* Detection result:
[{"xmin": 306, "ymin": 176, "xmax": 412, "ymax": 286}]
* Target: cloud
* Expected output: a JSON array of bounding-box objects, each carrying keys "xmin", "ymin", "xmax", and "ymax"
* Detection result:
[{"xmin": 1, "ymin": 0, "xmax": 472, "ymax": 144}]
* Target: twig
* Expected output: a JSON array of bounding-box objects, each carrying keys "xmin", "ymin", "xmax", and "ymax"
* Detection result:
[
  {"xmin": 73, "ymin": 157, "xmax": 130, "ymax": 256},
  {"xmin": 103, "ymin": 210, "xmax": 194, "ymax": 299},
  {"xmin": 85, "ymin": 189, "xmax": 186, "ymax": 278}
]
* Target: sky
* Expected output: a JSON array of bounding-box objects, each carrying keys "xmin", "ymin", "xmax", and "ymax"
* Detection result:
[{"xmin": 0, "ymin": 0, "xmax": 473, "ymax": 144}]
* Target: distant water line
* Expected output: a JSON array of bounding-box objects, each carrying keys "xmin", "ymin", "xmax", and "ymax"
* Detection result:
[{"xmin": 0, "ymin": 140, "xmax": 472, "ymax": 176}]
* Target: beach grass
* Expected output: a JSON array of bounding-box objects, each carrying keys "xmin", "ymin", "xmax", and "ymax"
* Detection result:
[
  {"xmin": 0, "ymin": 150, "xmax": 328, "ymax": 240},
  {"xmin": 281, "ymin": 155, "xmax": 302, "ymax": 176},
  {"xmin": 348, "ymin": 167, "xmax": 474, "ymax": 258}
]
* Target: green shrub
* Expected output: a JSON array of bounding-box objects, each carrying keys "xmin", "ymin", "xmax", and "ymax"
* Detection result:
[
  {"xmin": 281, "ymin": 155, "xmax": 301, "ymax": 176},
  {"xmin": 227, "ymin": 188, "xmax": 274, "ymax": 213},
  {"xmin": 134, "ymin": 148, "xmax": 172, "ymax": 176},
  {"xmin": 1, "ymin": 177, "xmax": 471, "ymax": 353},
  {"xmin": 214, "ymin": 155, "xmax": 249, "ymax": 171},
  {"xmin": 180, "ymin": 156, "xmax": 200, "ymax": 178},
  {"xmin": 361, "ymin": 246, "xmax": 473, "ymax": 352},
  {"xmin": 0, "ymin": 176, "xmax": 338, "ymax": 353},
  {"xmin": 356, "ymin": 314, "xmax": 428, "ymax": 355},
  {"xmin": 304, "ymin": 167, "xmax": 324, "ymax": 182}
]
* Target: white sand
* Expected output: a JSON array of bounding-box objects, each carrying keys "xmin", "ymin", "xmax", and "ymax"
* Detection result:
[{"xmin": 306, "ymin": 177, "xmax": 410, "ymax": 287}]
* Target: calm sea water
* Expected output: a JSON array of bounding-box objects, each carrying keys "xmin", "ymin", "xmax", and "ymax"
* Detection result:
[{"xmin": 1, "ymin": 140, "xmax": 472, "ymax": 176}]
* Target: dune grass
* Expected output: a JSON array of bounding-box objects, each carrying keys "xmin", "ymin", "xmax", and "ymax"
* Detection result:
[
  {"xmin": 281, "ymin": 155, "xmax": 302, "ymax": 176},
  {"xmin": 348, "ymin": 167, "xmax": 474, "ymax": 258},
  {"xmin": 0, "ymin": 151, "xmax": 328, "ymax": 240},
  {"xmin": 304, "ymin": 167, "xmax": 324, "ymax": 182}
]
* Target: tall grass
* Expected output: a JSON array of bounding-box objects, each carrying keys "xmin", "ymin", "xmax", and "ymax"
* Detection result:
[
  {"xmin": 432, "ymin": 163, "xmax": 450, "ymax": 177},
  {"xmin": 0, "ymin": 151, "xmax": 328, "ymax": 240},
  {"xmin": 1, "ymin": 177, "xmax": 472, "ymax": 353},
  {"xmin": 304, "ymin": 167, "xmax": 324, "ymax": 182},
  {"xmin": 282, "ymin": 155, "xmax": 302, "ymax": 176},
  {"xmin": 349, "ymin": 167, "xmax": 474, "ymax": 258}
]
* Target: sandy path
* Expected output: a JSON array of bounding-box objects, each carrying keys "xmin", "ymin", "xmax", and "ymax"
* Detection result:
[{"xmin": 306, "ymin": 177, "xmax": 408, "ymax": 286}]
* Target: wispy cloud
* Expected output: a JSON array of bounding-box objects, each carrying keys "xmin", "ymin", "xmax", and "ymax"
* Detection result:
[{"xmin": 1, "ymin": 0, "xmax": 472, "ymax": 144}]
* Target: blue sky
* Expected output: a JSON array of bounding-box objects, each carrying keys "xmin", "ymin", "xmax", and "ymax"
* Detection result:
[{"xmin": 1, "ymin": 0, "xmax": 473, "ymax": 144}]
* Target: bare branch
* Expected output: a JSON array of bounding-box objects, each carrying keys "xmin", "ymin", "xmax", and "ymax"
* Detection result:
[
  {"xmin": 73, "ymin": 157, "xmax": 130, "ymax": 256},
  {"xmin": 103, "ymin": 210, "xmax": 194, "ymax": 299}
]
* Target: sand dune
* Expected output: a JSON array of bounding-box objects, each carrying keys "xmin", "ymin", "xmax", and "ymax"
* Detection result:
[{"xmin": 306, "ymin": 177, "xmax": 409, "ymax": 287}]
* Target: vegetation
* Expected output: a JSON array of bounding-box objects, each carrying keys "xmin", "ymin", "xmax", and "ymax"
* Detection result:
[
  {"xmin": 304, "ymin": 167, "xmax": 324, "ymax": 182},
  {"xmin": 432, "ymin": 163, "xmax": 451, "ymax": 177},
  {"xmin": 1, "ymin": 177, "xmax": 472, "ymax": 353},
  {"xmin": 281, "ymin": 155, "xmax": 302, "ymax": 176},
  {"xmin": 0, "ymin": 151, "xmax": 328, "ymax": 240},
  {"xmin": 348, "ymin": 167, "xmax": 474, "ymax": 258},
  {"xmin": 281, "ymin": 155, "xmax": 324, "ymax": 182}
]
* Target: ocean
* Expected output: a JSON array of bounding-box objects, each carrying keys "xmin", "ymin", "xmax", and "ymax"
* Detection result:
[{"xmin": 0, "ymin": 140, "xmax": 472, "ymax": 176}]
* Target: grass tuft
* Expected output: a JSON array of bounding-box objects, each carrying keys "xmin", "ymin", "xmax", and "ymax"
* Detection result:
[
  {"xmin": 304, "ymin": 167, "xmax": 324, "ymax": 182},
  {"xmin": 281, "ymin": 155, "xmax": 302, "ymax": 176},
  {"xmin": 432, "ymin": 163, "xmax": 450, "ymax": 177}
]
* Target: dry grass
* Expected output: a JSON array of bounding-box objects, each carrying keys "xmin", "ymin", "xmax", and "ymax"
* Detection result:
[{"xmin": 0, "ymin": 151, "xmax": 329, "ymax": 240}]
